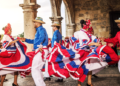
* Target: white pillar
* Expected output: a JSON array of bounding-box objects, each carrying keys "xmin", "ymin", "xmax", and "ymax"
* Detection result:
[{"xmin": 66, "ymin": 24, "xmax": 75, "ymax": 37}]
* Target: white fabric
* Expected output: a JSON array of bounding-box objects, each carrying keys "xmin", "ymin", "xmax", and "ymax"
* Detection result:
[
  {"xmin": 1, "ymin": 35, "xmax": 12, "ymax": 43},
  {"xmin": 31, "ymin": 52, "xmax": 45, "ymax": 86},
  {"xmin": 32, "ymin": 48, "xmax": 48, "ymax": 86},
  {"xmin": 44, "ymin": 48, "xmax": 50, "ymax": 77},
  {"xmin": 44, "ymin": 60, "xmax": 49, "ymax": 77},
  {"xmin": 118, "ymin": 60, "xmax": 120, "ymax": 72},
  {"xmin": 91, "ymin": 35, "xmax": 97, "ymax": 42},
  {"xmin": 85, "ymin": 58, "xmax": 108, "ymax": 74},
  {"xmin": 74, "ymin": 30, "xmax": 90, "ymax": 46},
  {"xmin": 0, "ymin": 70, "xmax": 15, "ymax": 75}
]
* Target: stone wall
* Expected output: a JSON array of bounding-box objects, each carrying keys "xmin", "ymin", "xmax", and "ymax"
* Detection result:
[{"xmin": 74, "ymin": 0, "xmax": 120, "ymax": 38}]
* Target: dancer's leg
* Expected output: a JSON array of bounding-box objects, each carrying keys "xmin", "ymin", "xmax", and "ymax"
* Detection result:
[
  {"xmin": 87, "ymin": 71, "xmax": 93, "ymax": 86},
  {"xmin": 0, "ymin": 75, "xmax": 6, "ymax": 86},
  {"xmin": 13, "ymin": 72, "xmax": 18, "ymax": 85},
  {"xmin": 78, "ymin": 81, "xmax": 82, "ymax": 86},
  {"xmin": 31, "ymin": 52, "xmax": 46, "ymax": 86}
]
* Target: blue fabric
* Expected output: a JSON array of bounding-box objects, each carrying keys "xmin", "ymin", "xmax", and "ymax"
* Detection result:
[
  {"xmin": 25, "ymin": 25, "xmax": 48, "ymax": 50},
  {"xmin": 69, "ymin": 61, "xmax": 79, "ymax": 68},
  {"xmin": 58, "ymin": 61, "xmax": 65, "ymax": 69},
  {"xmin": 81, "ymin": 64, "xmax": 89, "ymax": 75},
  {"xmin": 25, "ymin": 39, "xmax": 34, "ymax": 44},
  {"xmin": 67, "ymin": 49, "xmax": 75, "ymax": 59},
  {"xmin": 51, "ymin": 30, "xmax": 62, "ymax": 48},
  {"xmin": 56, "ymin": 54, "xmax": 63, "ymax": 62}
]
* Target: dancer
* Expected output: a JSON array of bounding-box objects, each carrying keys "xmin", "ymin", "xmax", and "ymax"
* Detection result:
[
  {"xmin": 103, "ymin": 17, "xmax": 120, "ymax": 56},
  {"xmin": 20, "ymin": 17, "xmax": 48, "ymax": 86},
  {"xmin": 103, "ymin": 17, "xmax": 120, "ymax": 71},
  {"xmin": 0, "ymin": 23, "xmax": 32, "ymax": 86},
  {"xmin": 44, "ymin": 22, "xmax": 63, "ymax": 82},
  {"xmin": 74, "ymin": 20, "xmax": 100, "ymax": 86},
  {"xmin": 0, "ymin": 24, "xmax": 19, "ymax": 86},
  {"xmin": 51, "ymin": 22, "xmax": 63, "ymax": 82}
]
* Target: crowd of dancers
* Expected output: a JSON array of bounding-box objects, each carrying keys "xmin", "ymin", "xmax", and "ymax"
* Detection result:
[{"xmin": 0, "ymin": 17, "xmax": 120, "ymax": 86}]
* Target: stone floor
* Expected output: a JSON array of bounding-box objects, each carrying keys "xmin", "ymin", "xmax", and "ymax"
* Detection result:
[{"xmin": 2, "ymin": 66, "xmax": 120, "ymax": 86}]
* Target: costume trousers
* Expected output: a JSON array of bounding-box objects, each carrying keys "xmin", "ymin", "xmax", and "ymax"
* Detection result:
[{"xmin": 31, "ymin": 48, "xmax": 48, "ymax": 86}]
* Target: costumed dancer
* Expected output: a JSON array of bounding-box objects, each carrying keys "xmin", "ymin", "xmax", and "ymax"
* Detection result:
[
  {"xmin": 103, "ymin": 17, "xmax": 120, "ymax": 71},
  {"xmin": 20, "ymin": 17, "xmax": 48, "ymax": 86},
  {"xmin": 0, "ymin": 23, "xmax": 32, "ymax": 86},
  {"xmin": 77, "ymin": 20, "xmax": 119, "ymax": 86},
  {"xmin": 51, "ymin": 22, "xmax": 63, "ymax": 82},
  {"xmin": 44, "ymin": 22, "xmax": 65, "ymax": 82},
  {"xmin": 74, "ymin": 20, "xmax": 101, "ymax": 86}
]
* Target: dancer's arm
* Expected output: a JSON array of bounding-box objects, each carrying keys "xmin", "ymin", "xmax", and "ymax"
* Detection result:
[
  {"xmin": 25, "ymin": 39, "xmax": 34, "ymax": 44},
  {"xmin": 7, "ymin": 39, "xmax": 19, "ymax": 47},
  {"xmin": 20, "ymin": 38, "xmax": 34, "ymax": 44},
  {"xmin": 104, "ymin": 32, "xmax": 119, "ymax": 46},
  {"xmin": 88, "ymin": 42, "xmax": 101, "ymax": 47}
]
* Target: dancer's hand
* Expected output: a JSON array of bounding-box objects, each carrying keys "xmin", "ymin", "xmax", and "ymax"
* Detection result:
[
  {"xmin": 99, "ymin": 37, "xmax": 105, "ymax": 41},
  {"xmin": 39, "ymin": 48, "xmax": 43, "ymax": 52},
  {"xmin": 89, "ymin": 42, "xmax": 101, "ymax": 47},
  {"xmin": 13, "ymin": 39, "xmax": 19, "ymax": 43},
  {"xmin": 108, "ymin": 43, "xmax": 114, "ymax": 47},
  {"xmin": 20, "ymin": 38, "xmax": 26, "ymax": 42},
  {"xmin": 8, "ymin": 39, "xmax": 19, "ymax": 46},
  {"xmin": 95, "ymin": 43, "xmax": 101, "ymax": 47}
]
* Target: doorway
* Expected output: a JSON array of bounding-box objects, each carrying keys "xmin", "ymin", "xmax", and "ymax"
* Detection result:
[{"xmin": 109, "ymin": 11, "xmax": 120, "ymax": 37}]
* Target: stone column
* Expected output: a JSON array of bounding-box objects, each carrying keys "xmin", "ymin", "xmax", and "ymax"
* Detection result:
[
  {"xmin": 66, "ymin": 24, "xmax": 75, "ymax": 37},
  {"xmin": 19, "ymin": 0, "xmax": 40, "ymax": 52},
  {"xmin": 50, "ymin": 16, "xmax": 63, "ymax": 34}
]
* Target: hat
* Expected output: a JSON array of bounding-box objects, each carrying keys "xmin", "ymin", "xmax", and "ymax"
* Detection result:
[
  {"xmin": 115, "ymin": 17, "xmax": 120, "ymax": 23},
  {"xmin": 51, "ymin": 22, "xmax": 61, "ymax": 27},
  {"xmin": 33, "ymin": 17, "xmax": 45, "ymax": 24}
]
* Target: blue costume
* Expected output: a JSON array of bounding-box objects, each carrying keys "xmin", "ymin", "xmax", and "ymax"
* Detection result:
[
  {"xmin": 51, "ymin": 30, "xmax": 62, "ymax": 48},
  {"xmin": 25, "ymin": 25, "xmax": 48, "ymax": 50}
]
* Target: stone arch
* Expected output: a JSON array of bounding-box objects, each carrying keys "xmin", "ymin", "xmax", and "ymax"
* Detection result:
[
  {"xmin": 63, "ymin": 0, "xmax": 74, "ymax": 24},
  {"xmin": 62, "ymin": 0, "xmax": 75, "ymax": 36},
  {"xmin": 50, "ymin": 0, "xmax": 75, "ymax": 36},
  {"xmin": 50, "ymin": 0, "xmax": 62, "ymax": 17}
]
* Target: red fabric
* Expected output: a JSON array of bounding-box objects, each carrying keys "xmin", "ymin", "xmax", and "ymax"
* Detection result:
[
  {"xmin": 0, "ymin": 50, "xmax": 9, "ymax": 57},
  {"xmin": 88, "ymin": 27, "xmax": 93, "ymax": 34},
  {"xmin": 102, "ymin": 46, "xmax": 119, "ymax": 65},
  {"xmin": 83, "ymin": 20, "xmax": 91, "ymax": 29},
  {"xmin": 62, "ymin": 40, "xmax": 65, "ymax": 46},
  {"xmin": 104, "ymin": 31, "xmax": 120, "ymax": 47},
  {"xmin": 4, "ymin": 23, "xmax": 11, "ymax": 34}
]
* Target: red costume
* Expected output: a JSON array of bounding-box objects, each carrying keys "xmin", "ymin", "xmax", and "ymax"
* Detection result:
[{"xmin": 104, "ymin": 31, "xmax": 120, "ymax": 47}]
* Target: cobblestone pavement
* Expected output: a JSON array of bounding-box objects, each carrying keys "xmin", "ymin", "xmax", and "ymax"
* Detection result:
[{"xmin": 2, "ymin": 66, "xmax": 120, "ymax": 86}]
